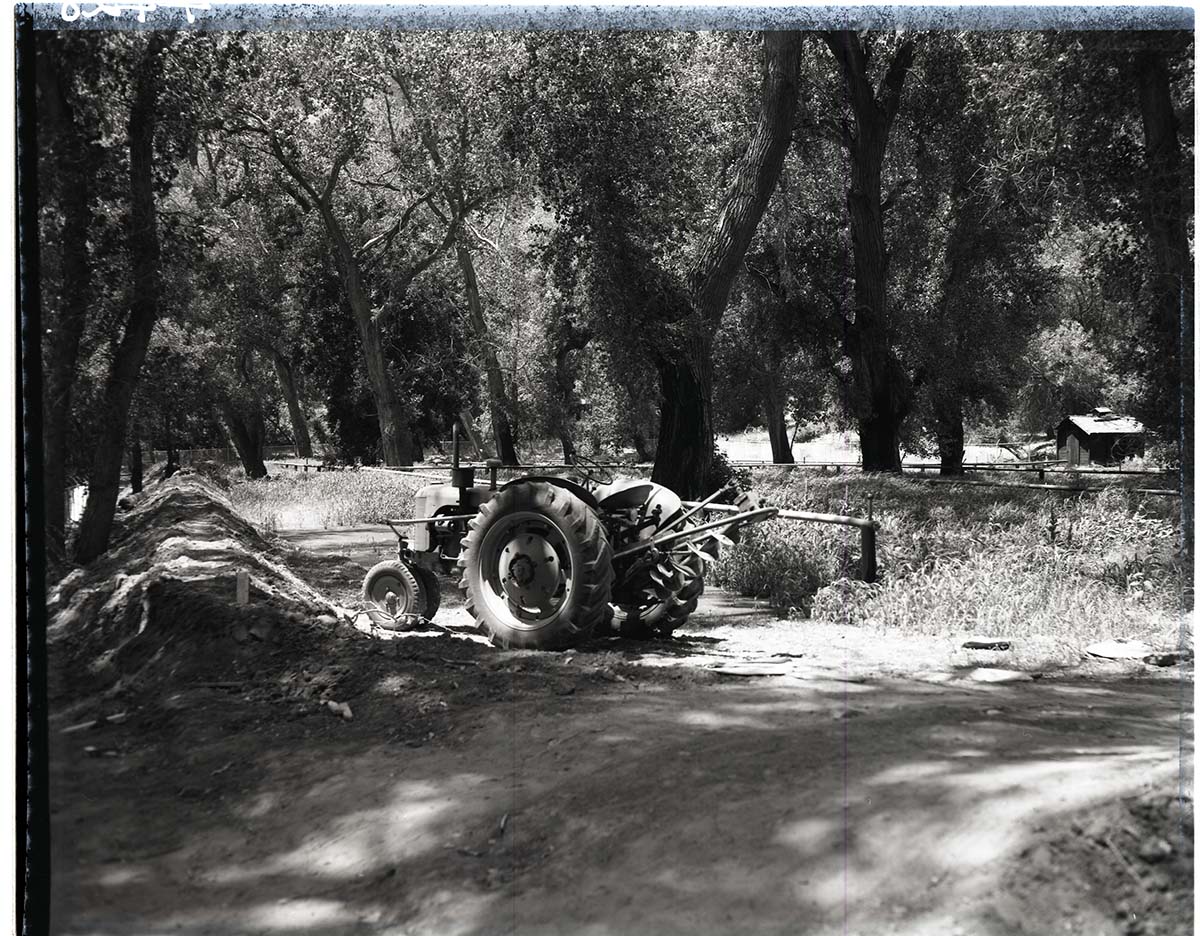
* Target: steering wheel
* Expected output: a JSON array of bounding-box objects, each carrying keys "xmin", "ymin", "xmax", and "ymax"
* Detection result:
[{"xmin": 572, "ymin": 453, "xmax": 614, "ymax": 488}]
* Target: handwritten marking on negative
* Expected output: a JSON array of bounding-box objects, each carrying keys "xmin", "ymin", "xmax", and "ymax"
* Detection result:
[{"xmin": 61, "ymin": 2, "xmax": 211, "ymax": 24}]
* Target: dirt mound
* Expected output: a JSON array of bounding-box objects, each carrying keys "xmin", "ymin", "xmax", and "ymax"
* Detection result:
[
  {"xmin": 1001, "ymin": 782, "xmax": 1193, "ymax": 935},
  {"xmin": 48, "ymin": 474, "xmax": 343, "ymax": 699}
]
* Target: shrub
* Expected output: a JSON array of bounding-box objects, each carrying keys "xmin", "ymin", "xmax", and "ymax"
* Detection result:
[
  {"xmin": 710, "ymin": 519, "xmax": 858, "ymax": 615},
  {"xmin": 709, "ymin": 470, "xmax": 1187, "ymax": 643},
  {"xmin": 708, "ymin": 449, "xmax": 752, "ymax": 496}
]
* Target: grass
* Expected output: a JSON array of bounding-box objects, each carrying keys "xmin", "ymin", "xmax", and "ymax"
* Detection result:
[
  {"xmin": 227, "ymin": 468, "xmax": 427, "ymax": 531},
  {"xmin": 710, "ymin": 470, "xmax": 1189, "ymax": 650}
]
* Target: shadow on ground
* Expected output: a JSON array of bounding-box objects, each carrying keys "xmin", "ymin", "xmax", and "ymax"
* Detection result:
[{"xmin": 51, "ymin": 666, "xmax": 1191, "ymax": 936}]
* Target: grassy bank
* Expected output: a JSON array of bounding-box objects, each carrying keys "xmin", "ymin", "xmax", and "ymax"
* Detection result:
[{"xmin": 711, "ymin": 470, "xmax": 1188, "ymax": 646}]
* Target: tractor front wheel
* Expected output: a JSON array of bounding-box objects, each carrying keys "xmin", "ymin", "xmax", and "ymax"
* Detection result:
[
  {"xmin": 361, "ymin": 560, "xmax": 427, "ymax": 616},
  {"xmin": 458, "ymin": 482, "xmax": 613, "ymax": 650},
  {"xmin": 411, "ymin": 566, "xmax": 441, "ymax": 620}
]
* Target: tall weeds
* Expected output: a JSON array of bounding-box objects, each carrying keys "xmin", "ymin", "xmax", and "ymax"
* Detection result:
[
  {"xmin": 710, "ymin": 472, "xmax": 1187, "ymax": 643},
  {"xmin": 228, "ymin": 470, "xmax": 426, "ymax": 531}
]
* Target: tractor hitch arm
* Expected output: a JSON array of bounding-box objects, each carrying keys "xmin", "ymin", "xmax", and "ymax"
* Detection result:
[{"xmin": 612, "ymin": 506, "xmax": 779, "ymax": 561}]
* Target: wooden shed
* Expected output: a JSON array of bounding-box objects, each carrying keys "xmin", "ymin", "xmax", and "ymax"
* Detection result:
[{"xmin": 1056, "ymin": 408, "xmax": 1145, "ymax": 466}]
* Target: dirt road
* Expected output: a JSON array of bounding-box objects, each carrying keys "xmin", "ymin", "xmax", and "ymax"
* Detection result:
[{"xmin": 50, "ymin": 530, "xmax": 1192, "ymax": 936}]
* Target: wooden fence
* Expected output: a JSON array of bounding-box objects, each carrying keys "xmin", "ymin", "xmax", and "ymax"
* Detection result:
[{"xmin": 143, "ymin": 444, "xmax": 337, "ymax": 466}]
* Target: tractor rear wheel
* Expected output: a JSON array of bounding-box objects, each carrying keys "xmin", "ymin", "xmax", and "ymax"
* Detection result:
[{"xmin": 458, "ymin": 481, "xmax": 613, "ymax": 650}]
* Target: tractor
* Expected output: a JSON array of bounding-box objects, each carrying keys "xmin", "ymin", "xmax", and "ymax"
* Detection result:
[{"xmin": 361, "ymin": 427, "xmax": 776, "ymax": 650}]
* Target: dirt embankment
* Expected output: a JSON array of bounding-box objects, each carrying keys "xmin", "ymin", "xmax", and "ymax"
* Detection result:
[{"xmin": 48, "ymin": 474, "xmax": 342, "ymax": 702}]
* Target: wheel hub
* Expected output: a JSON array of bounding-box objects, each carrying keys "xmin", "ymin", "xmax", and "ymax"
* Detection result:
[
  {"xmin": 497, "ymin": 532, "xmax": 563, "ymax": 612},
  {"xmin": 508, "ymin": 554, "xmax": 537, "ymax": 586}
]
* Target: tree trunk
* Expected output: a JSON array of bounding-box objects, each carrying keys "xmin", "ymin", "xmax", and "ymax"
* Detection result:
[
  {"xmin": 552, "ymin": 321, "xmax": 590, "ymax": 469},
  {"xmin": 653, "ymin": 31, "xmax": 804, "ymax": 497},
  {"xmin": 1132, "ymin": 45, "xmax": 1193, "ymax": 561},
  {"xmin": 458, "ymin": 410, "xmax": 485, "ymax": 460},
  {"xmin": 631, "ymin": 428, "xmax": 653, "ymax": 464},
  {"xmin": 652, "ymin": 338, "xmax": 716, "ymax": 498},
  {"xmin": 270, "ymin": 347, "xmax": 312, "ymax": 457},
  {"xmin": 36, "ymin": 35, "xmax": 94, "ymax": 560},
  {"xmin": 128, "ymin": 437, "xmax": 143, "ymax": 494},
  {"xmin": 456, "ymin": 243, "xmax": 519, "ymax": 464},
  {"xmin": 318, "ymin": 203, "xmax": 414, "ymax": 466},
  {"xmin": 219, "ymin": 399, "xmax": 269, "ymax": 480},
  {"xmin": 858, "ymin": 411, "xmax": 903, "ymax": 472},
  {"xmin": 825, "ymin": 32, "xmax": 915, "ymax": 473},
  {"xmin": 935, "ymin": 399, "xmax": 965, "ymax": 476},
  {"xmin": 73, "ymin": 34, "xmax": 171, "ymax": 564},
  {"xmin": 763, "ymin": 390, "xmax": 794, "ymax": 464}
]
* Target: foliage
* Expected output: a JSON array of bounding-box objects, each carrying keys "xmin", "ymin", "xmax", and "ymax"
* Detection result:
[
  {"xmin": 710, "ymin": 471, "xmax": 1186, "ymax": 648},
  {"xmin": 36, "ymin": 30, "xmax": 1193, "ymax": 555},
  {"xmin": 1016, "ymin": 319, "xmax": 1137, "ymax": 435},
  {"xmin": 1043, "ymin": 31, "xmax": 1194, "ymax": 439}
]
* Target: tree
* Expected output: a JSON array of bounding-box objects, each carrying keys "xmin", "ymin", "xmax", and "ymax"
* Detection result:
[
  {"xmin": 521, "ymin": 31, "xmax": 803, "ymax": 497},
  {"xmin": 547, "ymin": 317, "xmax": 592, "ymax": 462},
  {"xmin": 189, "ymin": 155, "xmax": 321, "ymax": 459},
  {"xmin": 222, "ymin": 33, "xmax": 466, "ymax": 466},
  {"xmin": 1126, "ymin": 36, "xmax": 1192, "ymax": 550},
  {"xmin": 1044, "ymin": 30, "xmax": 1192, "ymax": 554},
  {"xmin": 1049, "ymin": 32, "xmax": 1193, "ymax": 440},
  {"xmin": 36, "ymin": 32, "xmax": 100, "ymax": 559},
  {"xmin": 1016, "ymin": 320, "xmax": 1134, "ymax": 434},
  {"xmin": 214, "ymin": 348, "xmax": 275, "ymax": 479},
  {"xmin": 655, "ymin": 31, "xmax": 804, "ymax": 494},
  {"xmin": 898, "ymin": 35, "xmax": 1057, "ymax": 473},
  {"xmin": 74, "ymin": 32, "xmax": 177, "ymax": 563},
  {"xmin": 714, "ymin": 283, "xmax": 833, "ymax": 464},
  {"xmin": 821, "ymin": 31, "xmax": 916, "ymax": 472},
  {"xmin": 387, "ymin": 33, "xmax": 528, "ymax": 464},
  {"xmin": 749, "ymin": 33, "xmax": 1061, "ymax": 474},
  {"xmin": 130, "ymin": 334, "xmax": 226, "ymax": 470}
]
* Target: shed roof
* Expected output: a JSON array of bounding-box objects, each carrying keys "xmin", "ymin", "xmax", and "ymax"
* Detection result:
[{"xmin": 1060, "ymin": 414, "xmax": 1145, "ymax": 436}]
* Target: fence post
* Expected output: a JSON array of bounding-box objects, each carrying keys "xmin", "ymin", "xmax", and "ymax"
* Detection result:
[
  {"xmin": 859, "ymin": 525, "xmax": 877, "ymax": 583},
  {"xmin": 858, "ymin": 494, "xmax": 877, "ymax": 583}
]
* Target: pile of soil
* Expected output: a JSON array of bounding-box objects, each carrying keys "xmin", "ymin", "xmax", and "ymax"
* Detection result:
[
  {"xmin": 1001, "ymin": 781, "xmax": 1193, "ymax": 935},
  {"xmin": 48, "ymin": 474, "xmax": 344, "ymax": 702}
]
